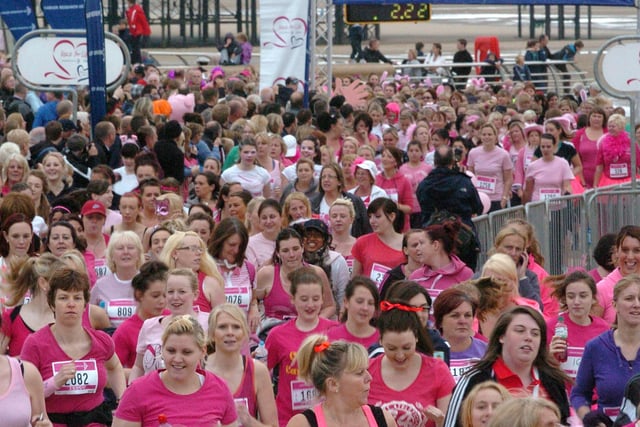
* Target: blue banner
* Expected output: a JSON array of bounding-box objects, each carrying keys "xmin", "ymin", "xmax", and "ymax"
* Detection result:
[
  {"xmin": 86, "ymin": 0, "xmax": 107, "ymax": 134},
  {"xmin": 334, "ymin": 0, "xmax": 633, "ymax": 4},
  {"xmin": 41, "ymin": 0, "xmax": 86, "ymax": 30},
  {"xmin": 0, "ymin": 0, "xmax": 36, "ymax": 41}
]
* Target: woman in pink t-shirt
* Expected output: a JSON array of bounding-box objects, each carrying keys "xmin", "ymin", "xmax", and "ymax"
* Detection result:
[
  {"xmin": 399, "ymin": 141, "xmax": 432, "ymax": 225},
  {"xmin": 376, "ymin": 147, "xmax": 417, "ymax": 232},
  {"xmin": 328, "ymin": 277, "xmax": 380, "ymax": 349},
  {"xmin": 205, "ymin": 304, "xmax": 277, "ymax": 427},
  {"xmin": 547, "ymin": 271, "xmax": 610, "ymax": 383},
  {"xmin": 523, "ymin": 132, "xmax": 574, "ymax": 203},
  {"xmin": 20, "ymin": 266, "xmax": 125, "ymax": 427},
  {"xmin": 115, "ymin": 315, "xmax": 237, "ymax": 426},
  {"xmin": 467, "ymin": 123, "xmax": 513, "ymax": 213},
  {"xmin": 265, "ymin": 267, "xmax": 338, "ymax": 426},
  {"xmin": 368, "ymin": 301, "xmax": 455, "ymax": 427},
  {"xmin": 351, "ymin": 198, "xmax": 405, "ymax": 291}
]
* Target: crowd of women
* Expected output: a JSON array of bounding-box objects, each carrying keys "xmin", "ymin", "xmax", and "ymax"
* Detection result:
[{"xmin": 0, "ymin": 59, "xmax": 639, "ymax": 427}]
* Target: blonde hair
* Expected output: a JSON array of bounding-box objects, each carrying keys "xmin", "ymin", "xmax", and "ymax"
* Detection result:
[
  {"xmin": 296, "ymin": 334, "xmax": 368, "ymax": 395},
  {"xmin": 207, "ymin": 304, "xmax": 249, "ymax": 353},
  {"xmin": 156, "ymin": 193, "xmax": 186, "ymax": 220},
  {"xmin": 106, "ymin": 231, "xmax": 145, "ymax": 272},
  {"xmin": 330, "ymin": 197, "xmax": 355, "ymax": 219},
  {"xmin": 7, "ymin": 253, "xmax": 62, "ymax": 306},
  {"xmin": 162, "ymin": 314, "xmax": 207, "ymax": 349},
  {"xmin": 5, "ymin": 129, "xmax": 29, "ymax": 154},
  {"xmin": 482, "ymin": 253, "xmax": 519, "ymax": 297},
  {"xmin": 59, "ymin": 249, "xmax": 89, "ymax": 273},
  {"xmin": 487, "ymin": 397, "xmax": 560, "ymax": 427},
  {"xmin": 461, "ymin": 381, "xmax": 511, "ymax": 427},
  {"xmin": 167, "ymin": 267, "xmax": 199, "ymax": 293},
  {"xmin": 245, "ymin": 197, "xmax": 265, "ymax": 233},
  {"xmin": 1, "ymin": 152, "xmax": 29, "ymax": 185},
  {"xmin": 42, "ymin": 151, "xmax": 72, "ymax": 185},
  {"xmin": 159, "ymin": 231, "xmax": 223, "ymax": 284}
]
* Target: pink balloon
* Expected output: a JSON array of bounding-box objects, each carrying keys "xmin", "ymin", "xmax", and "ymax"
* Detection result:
[{"xmin": 479, "ymin": 192, "xmax": 491, "ymax": 214}]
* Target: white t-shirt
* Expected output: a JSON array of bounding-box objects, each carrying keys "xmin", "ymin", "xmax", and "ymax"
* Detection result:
[
  {"xmin": 113, "ymin": 167, "xmax": 138, "ymax": 196},
  {"xmin": 221, "ymin": 165, "xmax": 270, "ymax": 197}
]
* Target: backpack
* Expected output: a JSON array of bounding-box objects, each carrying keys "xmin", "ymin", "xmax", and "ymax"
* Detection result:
[
  {"xmin": 613, "ymin": 373, "xmax": 640, "ymax": 427},
  {"xmin": 426, "ymin": 209, "xmax": 479, "ymax": 269}
]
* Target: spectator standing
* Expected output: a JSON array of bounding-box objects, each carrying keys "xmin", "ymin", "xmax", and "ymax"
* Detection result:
[
  {"xmin": 125, "ymin": 0, "xmax": 151, "ymax": 64},
  {"xmin": 452, "ymin": 38, "xmax": 473, "ymax": 91},
  {"xmin": 348, "ymin": 24, "xmax": 364, "ymax": 62}
]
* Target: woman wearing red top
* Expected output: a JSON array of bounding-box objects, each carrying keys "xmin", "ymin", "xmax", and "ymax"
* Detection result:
[
  {"xmin": 205, "ymin": 304, "xmax": 277, "ymax": 427},
  {"xmin": 125, "ymin": 0, "xmax": 151, "ymax": 64},
  {"xmin": 572, "ymin": 107, "xmax": 606, "ymax": 188},
  {"xmin": 351, "ymin": 198, "xmax": 405, "ymax": 291}
]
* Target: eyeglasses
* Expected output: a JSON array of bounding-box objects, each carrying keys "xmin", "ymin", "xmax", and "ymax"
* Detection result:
[{"xmin": 177, "ymin": 246, "xmax": 204, "ymax": 253}]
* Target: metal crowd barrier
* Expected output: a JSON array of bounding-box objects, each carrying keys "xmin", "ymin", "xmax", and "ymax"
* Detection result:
[{"xmin": 472, "ymin": 187, "xmax": 639, "ymax": 275}]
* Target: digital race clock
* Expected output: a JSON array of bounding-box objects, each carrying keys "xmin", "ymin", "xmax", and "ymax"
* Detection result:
[{"xmin": 344, "ymin": 3, "xmax": 431, "ymax": 24}]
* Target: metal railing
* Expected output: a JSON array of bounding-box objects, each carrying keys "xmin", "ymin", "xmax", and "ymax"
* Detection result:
[{"xmin": 473, "ymin": 186, "xmax": 640, "ymax": 275}]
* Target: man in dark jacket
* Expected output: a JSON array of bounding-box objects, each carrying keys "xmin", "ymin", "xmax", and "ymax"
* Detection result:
[
  {"xmin": 417, "ymin": 145, "xmax": 483, "ymax": 228},
  {"xmin": 357, "ymin": 39, "xmax": 393, "ymax": 64}
]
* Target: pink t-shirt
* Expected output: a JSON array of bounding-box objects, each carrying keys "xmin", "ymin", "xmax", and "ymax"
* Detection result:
[
  {"xmin": 375, "ymin": 173, "xmax": 419, "ymax": 231},
  {"xmin": 20, "ymin": 326, "xmax": 114, "ymax": 422},
  {"xmin": 524, "ymin": 156, "xmax": 574, "ymax": 202},
  {"xmin": 112, "ymin": 314, "xmax": 144, "ymax": 368},
  {"xmin": 399, "ymin": 163, "xmax": 432, "ymax": 200},
  {"xmin": 351, "ymin": 233, "xmax": 406, "ymax": 291},
  {"xmin": 246, "ymin": 233, "xmax": 276, "ymax": 270},
  {"xmin": 368, "ymin": 353, "xmax": 455, "ymax": 427},
  {"xmin": 596, "ymin": 268, "xmax": 624, "ymax": 325},
  {"xmin": 116, "ymin": 369, "xmax": 237, "ymax": 426},
  {"xmin": 327, "ymin": 323, "xmax": 380, "ymax": 349},
  {"xmin": 90, "ymin": 273, "xmax": 136, "ymax": 327},
  {"xmin": 514, "ymin": 145, "xmax": 537, "ymax": 186},
  {"xmin": 136, "ymin": 312, "xmax": 209, "ymax": 374},
  {"xmin": 467, "ymin": 145, "xmax": 513, "ymax": 202},
  {"xmin": 409, "ymin": 255, "xmax": 474, "ymax": 303},
  {"xmin": 265, "ymin": 317, "xmax": 338, "ymax": 427},
  {"xmin": 546, "ymin": 314, "xmax": 610, "ymax": 380}
]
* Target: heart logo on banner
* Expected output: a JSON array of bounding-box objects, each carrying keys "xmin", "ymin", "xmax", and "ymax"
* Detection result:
[
  {"xmin": 263, "ymin": 16, "xmax": 308, "ymax": 49},
  {"xmin": 44, "ymin": 39, "xmax": 87, "ymax": 80}
]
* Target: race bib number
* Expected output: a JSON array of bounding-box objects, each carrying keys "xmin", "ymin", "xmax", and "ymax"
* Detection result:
[
  {"xmin": 369, "ymin": 263, "xmax": 390, "ymax": 289},
  {"xmin": 346, "ymin": 258, "xmax": 354, "ymax": 277},
  {"xmin": 291, "ymin": 380, "xmax": 319, "ymax": 411},
  {"xmin": 449, "ymin": 358, "xmax": 477, "ymax": 382},
  {"xmin": 52, "ymin": 359, "xmax": 98, "ymax": 395},
  {"xmin": 105, "ymin": 299, "xmax": 136, "ymax": 323},
  {"xmin": 560, "ymin": 347, "xmax": 583, "ymax": 379},
  {"xmin": 610, "ymin": 163, "xmax": 629, "ymax": 178},
  {"xmin": 225, "ymin": 286, "xmax": 251, "ymax": 311},
  {"xmin": 603, "ymin": 407, "xmax": 620, "ymax": 421},
  {"xmin": 476, "ymin": 176, "xmax": 497, "ymax": 194},
  {"xmin": 93, "ymin": 259, "xmax": 110, "ymax": 279},
  {"xmin": 539, "ymin": 188, "xmax": 561, "ymax": 201}
]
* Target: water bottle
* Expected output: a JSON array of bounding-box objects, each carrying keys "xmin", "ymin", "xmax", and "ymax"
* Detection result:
[
  {"xmin": 554, "ymin": 315, "xmax": 568, "ymax": 363},
  {"xmin": 254, "ymin": 340, "xmax": 268, "ymax": 363},
  {"xmin": 158, "ymin": 414, "xmax": 171, "ymax": 427}
]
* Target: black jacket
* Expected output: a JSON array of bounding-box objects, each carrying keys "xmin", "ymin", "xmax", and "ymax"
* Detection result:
[
  {"xmin": 309, "ymin": 192, "xmax": 371, "ymax": 238},
  {"xmin": 444, "ymin": 364, "xmax": 570, "ymax": 427},
  {"xmin": 154, "ymin": 139, "xmax": 185, "ymax": 184},
  {"xmin": 417, "ymin": 166, "xmax": 483, "ymax": 228},
  {"xmin": 357, "ymin": 47, "xmax": 392, "ymax": 64},
  {"xmin": 452, "ymin": 49, "xmax": 473, "ymax": 77}
]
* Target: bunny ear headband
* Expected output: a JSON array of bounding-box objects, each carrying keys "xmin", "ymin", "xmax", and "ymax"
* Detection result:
[
  {"xmin": 419, "ymin": 77, "xmax": 434, "ymax": 88},
  {"xmin": 470, "ymin": 77, "xmax": 487, "ymax": 90}
]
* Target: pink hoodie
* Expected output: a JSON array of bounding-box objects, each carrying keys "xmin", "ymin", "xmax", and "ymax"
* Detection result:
[{"xmin": 409, "ymin": 255, "xmax": 474, "ymax": 300}]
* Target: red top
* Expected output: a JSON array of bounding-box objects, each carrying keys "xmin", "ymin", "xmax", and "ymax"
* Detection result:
[{"xmin": 126, "ymin": 4, "xmax": 151, "ymax": 37}]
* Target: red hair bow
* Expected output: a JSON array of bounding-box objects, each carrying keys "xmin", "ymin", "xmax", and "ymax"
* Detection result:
[
  {"xmin": 380, "ymin": 301, "xmax": 423, "ymax": 313},
  {"xmin": 314, "ymin": 341, "xmax": 331, "ymax": 353}
]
